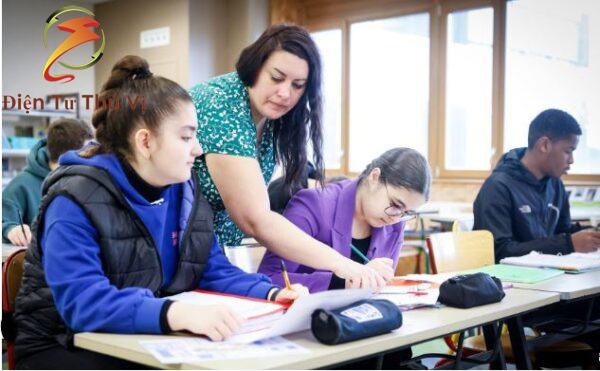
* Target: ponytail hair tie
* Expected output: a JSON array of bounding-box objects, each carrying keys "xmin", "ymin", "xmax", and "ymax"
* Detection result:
[{"xmin": 131, "ymin": 67, "xmax": 153, "ymax": 80}]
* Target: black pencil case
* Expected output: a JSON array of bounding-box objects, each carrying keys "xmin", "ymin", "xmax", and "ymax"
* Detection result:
[
  {"xmin": 438, "ymin": 272, "xmax": 505, "ymax": 309},
  {"xmin": 311, "ymin": 299, "xmax": 403, "ymax": 345}
]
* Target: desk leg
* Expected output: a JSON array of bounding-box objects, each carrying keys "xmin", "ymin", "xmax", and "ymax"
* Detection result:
[
  {"xmin": 506, "ymin": 315, "xmax": 532, "ymax": 369},
  {"xmin": 483, "ymin": 322, "xmax": 506, "ymax": 369}
]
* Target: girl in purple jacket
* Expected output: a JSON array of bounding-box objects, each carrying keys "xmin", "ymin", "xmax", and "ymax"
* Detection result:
[{"xmin": 259, "ymin": 147, "xmax": 431, "ymax": 293}]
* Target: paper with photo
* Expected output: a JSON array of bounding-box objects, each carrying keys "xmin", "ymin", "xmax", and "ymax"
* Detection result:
[{"xmin": 140, "ymin": 336, "xmax": 309, "ymax": 364}]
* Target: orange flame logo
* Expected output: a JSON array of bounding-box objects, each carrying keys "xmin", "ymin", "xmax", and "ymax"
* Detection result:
[{"xmin": 42, "ymin": 6, "xmax": 106, "ymax": 83}]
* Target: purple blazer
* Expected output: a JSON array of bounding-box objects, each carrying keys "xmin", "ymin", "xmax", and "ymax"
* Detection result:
[{"xmin": 258, "ymin": 179, "xmax": 405, "ymax": 292}]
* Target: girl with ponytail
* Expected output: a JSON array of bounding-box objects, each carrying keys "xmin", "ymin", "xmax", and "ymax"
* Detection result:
[{"xmin": 14, "ymin": 55, "xmax": 305, "ymax": 369}]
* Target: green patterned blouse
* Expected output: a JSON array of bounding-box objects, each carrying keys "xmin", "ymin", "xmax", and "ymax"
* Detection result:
[{"xmin": 189, "ymin": 72, "xmax": 276, "ymax": 247}]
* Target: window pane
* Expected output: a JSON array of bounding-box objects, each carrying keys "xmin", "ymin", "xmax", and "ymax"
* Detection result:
[
  {"xmin": 312, "ymin": 29, "xmax": 343, "ymax": 169},
  {"xmin": 504, "ymin": 0, "xmax": 600, "ymax": 174},
  {"xmin": 349, "ymin": 13, "xmax": 430, "ymax": 173},
  {"xmin": 445, "ymin": 7, "xmax": 494, "ymax": 170}
]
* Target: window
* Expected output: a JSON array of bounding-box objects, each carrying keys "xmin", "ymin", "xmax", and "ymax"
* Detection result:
[
  {"xmin": 349, "ymin": 13, "xmax": 430, "ymax": 173},
  {"xmin": 299, "ymin": 0, "xmax": 599, "ymax": 181},
  {"xmin": 444, "ymin": 7, "xmax": 494, "ymax": 170},
  {"xmin": 312, "ymin": 29, "xmax": 343, "ymax": 170},
  {"xmin": 504, "ymin": 0, "xmax": 600, "ymax": 175}
]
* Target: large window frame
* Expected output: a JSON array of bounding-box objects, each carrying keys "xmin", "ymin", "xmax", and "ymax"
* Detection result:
[{"xmin": 295, "ymin": 0, "xmax": 599, "ymax": 183}]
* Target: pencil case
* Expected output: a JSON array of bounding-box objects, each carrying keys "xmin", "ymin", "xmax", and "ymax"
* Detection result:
[
  {"xmin": 438, "ymin": 272, "xmax": 505, "ymax": 309},
  {"xmin": 311, "ymin": 299, "xmax": 402, "ymax": 345}
]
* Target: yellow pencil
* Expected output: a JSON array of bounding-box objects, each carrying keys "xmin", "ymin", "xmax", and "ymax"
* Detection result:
[{"xmin": 280, "ymin": 260, "xmax": 292, "ymax": 290}]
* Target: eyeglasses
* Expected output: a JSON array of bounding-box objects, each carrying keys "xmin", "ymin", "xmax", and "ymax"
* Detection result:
[{"xmin": 383, "ymin": 183, "xmax": 417, "ymax": 222}]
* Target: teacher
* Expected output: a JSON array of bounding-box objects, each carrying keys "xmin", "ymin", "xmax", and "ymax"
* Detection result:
[{"xmin": 189, "ymin": 24, "xmax": 389, "ymax": 289}]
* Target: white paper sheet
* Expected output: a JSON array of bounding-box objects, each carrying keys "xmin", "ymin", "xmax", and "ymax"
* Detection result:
[
  {"xmin": 140, "ymin": 336, "xmax": 309, "ymax": 364},
  {"xmin": 501, "ymin": 250, "xmax": 600, "ymax": 272},
  {"xmin": 166, "ymin": 291, "xmax": 284, "ymax": 319}
]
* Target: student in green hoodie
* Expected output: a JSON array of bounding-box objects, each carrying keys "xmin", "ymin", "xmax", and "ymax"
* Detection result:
[{"xmin": 2, "ymin": 119, "xmax": 93, "ymax": 246}]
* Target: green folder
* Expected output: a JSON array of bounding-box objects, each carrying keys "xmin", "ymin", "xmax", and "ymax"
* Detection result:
[{"xmin": 461, "ymin": 264, "xmax": 564, "ymax": 284}]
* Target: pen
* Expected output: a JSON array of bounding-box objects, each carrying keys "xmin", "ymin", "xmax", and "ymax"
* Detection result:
[
  {"xmin": 16, "ymin": 209, "xmax": 27, "ymax": 239},
  {"xmin": 350, "ymin": 243, "xmax": 370, "ymax": 263},
  {"xmin": 280, "ymin": 260, "xmax": 292, "ymax": 290}
]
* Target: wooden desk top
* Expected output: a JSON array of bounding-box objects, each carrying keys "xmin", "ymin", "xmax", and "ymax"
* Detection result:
[{"xmin": 75, "ymin": 288, "xmax": 558, "ymax": 369}]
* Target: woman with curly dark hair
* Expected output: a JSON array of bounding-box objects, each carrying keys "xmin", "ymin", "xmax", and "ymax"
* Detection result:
[{"xmin": 190, "ymin": 24, "xmax": 388, "ymax": 289}]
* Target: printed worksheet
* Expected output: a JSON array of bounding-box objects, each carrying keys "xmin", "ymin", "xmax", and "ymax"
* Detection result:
[{"xmin": 140, "ymin": 336, "xmax": 309, "ymax": 364}]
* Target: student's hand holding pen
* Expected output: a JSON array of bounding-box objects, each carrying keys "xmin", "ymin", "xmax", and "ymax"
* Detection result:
[
  {"xmin": 167, "ymin": 302, "xmax": 244, "ymax": 342},
  {"xmin": 275, "ymin": 260, "xmax": 309, "ymax": 303},
  {"xmin": 333, "ymin": 259, "xmax": 387, "ymax": 291},
  {"xmin": 7, "ymin": 224, "xmax": 32, "ymax": 246},
  {"xmin": 273, "ymin": 283, "xmax": 309, "ymax": 304}
]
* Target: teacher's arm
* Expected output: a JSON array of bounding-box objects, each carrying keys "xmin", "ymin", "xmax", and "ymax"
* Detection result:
[{"xmin": 205, "ymin": 153, "xmax": 385, "ymax": 290}]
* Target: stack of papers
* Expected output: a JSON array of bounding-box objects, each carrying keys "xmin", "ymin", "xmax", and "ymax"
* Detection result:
[
  {"xmin": 140, "ymin": 336, "xmax": 309, "ymax": 364},
  {"xmin": 374, "ymin": 278, "xmax": 440, "ymax": 310},
  {"xmin": 500, "ymin": 250, "xmax": 600, "ymax": 273}
]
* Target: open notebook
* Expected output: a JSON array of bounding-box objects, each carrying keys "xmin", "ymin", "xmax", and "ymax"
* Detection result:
[{"xmin": 500, "ymin": 250, "xmax": 600, "ymax": 273}]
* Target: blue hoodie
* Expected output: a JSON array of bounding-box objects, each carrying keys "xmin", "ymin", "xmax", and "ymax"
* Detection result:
[{"xmin": 41, "ymin": 150, "xmax": 275, "ymax": 334}]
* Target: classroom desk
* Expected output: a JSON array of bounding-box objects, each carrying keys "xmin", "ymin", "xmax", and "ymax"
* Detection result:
[
  {"xmin": 512, "ymin": 269, "xmax": 600, "ymax": 300},
  {"xmin": 74, "ymin": 288, "xmax": 559, "ymax": 370},
  {"xmin": 507, "ymin": 269, "xmax": 600, "ymax": 368}
]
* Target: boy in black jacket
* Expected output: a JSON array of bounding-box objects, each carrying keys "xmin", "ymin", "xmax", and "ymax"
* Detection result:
[
  {"xmin": 474, "ymin": 109, "xmax": 600, "ymax": 262},
  {"xmin": 474, "ymin": 109, "xmax": 600, "ymax": 357}
]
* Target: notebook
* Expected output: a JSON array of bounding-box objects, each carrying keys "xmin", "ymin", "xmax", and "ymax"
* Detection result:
[{"xmin": 500, "ymin": 250, "xmax": 600, "ymax": 273}]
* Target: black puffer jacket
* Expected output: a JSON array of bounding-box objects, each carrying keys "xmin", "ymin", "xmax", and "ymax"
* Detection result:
[{"xmin": 14, "ymin": 165, "xmax": 214, "ymax": 360}]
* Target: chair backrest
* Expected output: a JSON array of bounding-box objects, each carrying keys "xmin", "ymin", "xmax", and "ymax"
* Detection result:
[
  {"xmin": 2, "ymin": 248, "xmax": 27, "ymax": 370},
  {"xmin": 224, "ymin": 246, "xmax": 266, "ymax": 273},
  {"xmin": 451, "ymin": 219, "xmax": 474, "ymax": 232},
  {"xmin": 427, "ymin": 230, "xmax": 494, "ymax": 273},
  {"xmin": 3, "ymin": 248, "xmax": 26, "ymax": 313}
]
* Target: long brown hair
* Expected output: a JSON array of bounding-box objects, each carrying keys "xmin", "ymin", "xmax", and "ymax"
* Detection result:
[{"xmin": 236, "ymin": 24, "xmax": 324, "ymax": 196}]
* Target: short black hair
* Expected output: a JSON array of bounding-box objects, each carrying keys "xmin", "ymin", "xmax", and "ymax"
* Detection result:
[
  {"xmin": 528, "ymin": 109, "xmax": 582, "ymax": 149},
  {"xmin": 47, "ymin": 118, "xmax": 94, "ymax": 162}
]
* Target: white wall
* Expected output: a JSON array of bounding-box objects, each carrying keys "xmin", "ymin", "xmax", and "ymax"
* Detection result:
[
  {"xmin": 188, "ymin": 0, "xmax": 228, "ymax": 86},
  {"xmin": 188, "ymin": 0, "xmax": 268, "ymax": 86}
]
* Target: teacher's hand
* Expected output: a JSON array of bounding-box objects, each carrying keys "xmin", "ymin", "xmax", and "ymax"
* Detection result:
[
  {"xmin": 334, "ymin": 258, "xmax": 386, "ymax": 291},
  {"xmin": 366, "ymin": 258, "xmax": 394, "ymax": 281}
]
